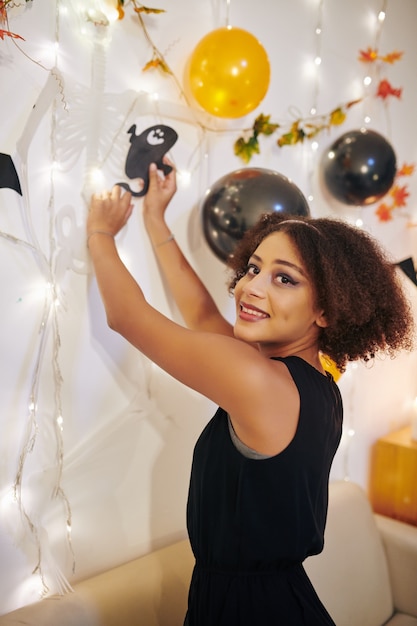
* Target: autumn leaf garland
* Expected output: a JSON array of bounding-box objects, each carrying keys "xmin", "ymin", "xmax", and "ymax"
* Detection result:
[
  {"xmin": 234, "ymin": 100, "xmax": 362, "ymax": 164},
  {"xmin": 358, "ymin": 47, "xmax": 414, "ymax": 221},
  {"xmin": 375, "ymin": 163, "xmax": 415, "ymax": 223},
  {"xmin": 116, "ymin": 1, "xmax": 171, "ymax": 73},
  {"xmin": 358, "ymin": 47, "xmax": 403, "ymax": 64},
  {"xmin": 233, "ymin": 45, "xmax": 406, "ymax": 163},
  {"xmin": 359, "ymin": 47, "xmax": 403, "ymax": 101}
]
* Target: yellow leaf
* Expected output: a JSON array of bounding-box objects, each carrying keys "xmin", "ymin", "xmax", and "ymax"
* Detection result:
[
  {"xmin": 305, "ymin": 126, "xmax": 323, "ymax": 139},
  {"xmin": 142, "ymin": 58, "xmax": 160, "ymax": 71},
  {"xmin": 142, "ymin": 56, "xmax": 171, "ymax": 74},
  {"xmin": 329, "ymin": 108, "xmax": 346, "ymax": 125},
  {"xmin": 134, "ymin": 6, "xmax": 166, "ymax": 14}
]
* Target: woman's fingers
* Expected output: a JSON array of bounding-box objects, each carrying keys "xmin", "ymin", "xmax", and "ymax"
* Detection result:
[{"xmin": 111, "ymin": 185, "xmax": 122, "ymax": 200}]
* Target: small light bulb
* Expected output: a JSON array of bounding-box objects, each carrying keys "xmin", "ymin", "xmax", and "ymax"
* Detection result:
[
  {"xmin": 90, "ymin": 167, "xmax": 104, "ymax": 185},
  {"xmin": 178, "ymin": 170, "xmax": 191, "ymax": 187}
]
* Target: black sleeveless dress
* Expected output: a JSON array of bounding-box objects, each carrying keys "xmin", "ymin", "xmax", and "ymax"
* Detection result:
[{"xmin": 185, "ymin": 356, "xmax": 343, "ymax": 625}]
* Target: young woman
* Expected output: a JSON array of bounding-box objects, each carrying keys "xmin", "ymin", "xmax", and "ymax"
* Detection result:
[{"xmin": 87, "ymin": 161, "xmax": 414, "ymax": 625}]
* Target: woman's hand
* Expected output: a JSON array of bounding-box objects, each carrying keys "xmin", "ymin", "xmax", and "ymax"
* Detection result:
[
  {"xmin": 142, "ymin": 158, "xmax": 177, "ymax": 224},
  {"xmin": 87, "ymin": 185, "xmax": 133, "ymax": 241}
]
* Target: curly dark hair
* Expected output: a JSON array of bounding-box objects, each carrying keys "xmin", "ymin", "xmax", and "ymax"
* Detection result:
[{"xmin": 227, "ymin": 212, "xmax": 415, "ymax": 371}]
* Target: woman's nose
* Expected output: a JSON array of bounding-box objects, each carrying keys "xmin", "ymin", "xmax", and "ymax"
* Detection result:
[{"xmin": 243, "ymin": 272, "xmax": 267, "ymax": 297}]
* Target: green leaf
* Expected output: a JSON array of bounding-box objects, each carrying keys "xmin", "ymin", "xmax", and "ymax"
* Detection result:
[
  {"xmin": 253, "ymin": 113, "xmax": 279, "ymax": 137},
  {"xmin": 234, "ymin": 136, "xmax": 260, "ymax": 164},
  {"xmin": 277, "ymin": 123, "xmax": 305, "ymax": 147}
]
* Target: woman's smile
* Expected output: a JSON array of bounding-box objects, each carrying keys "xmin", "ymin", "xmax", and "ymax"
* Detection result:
[{"xmin": 239, "ymin": 302, "xmax": 270, "ymax": 321}]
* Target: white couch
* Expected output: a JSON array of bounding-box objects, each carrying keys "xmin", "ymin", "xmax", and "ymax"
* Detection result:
[{"xmin": 0, "ymin": 480, "xmax": 416, "ymax": 626}]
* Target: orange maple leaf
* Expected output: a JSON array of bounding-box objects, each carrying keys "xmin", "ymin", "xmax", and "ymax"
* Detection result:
[
  {"xmin": 375, "ymin": 203, "xmax": 393, "ymax": 222},
  {"xmin": 376, "ymin": 79, "xmax": 402, "ymax": 100},
  {"xmin": 390, "ymin": 185, "xmax": 410, "ymax": 208},
  {"xmin": 142, "ymin": 58, "xmax": 162, "ymax": 71},
  {"xmin": 381, "ymin": 50, "xmax": 404, "ymax": 64},
  {"xmin": 0, "ymin": 28, "xmax": 25, "ymax": 41},
  {"xmin": 142, "ymin": 55, "xmax": 170, "ymax": 73},
  {"xmin": 358, "ymin": 47, "xmax": 378, "ymax": 63},
  {"xmin": 397, "ymin": 163, "xmax": 415, "ymax": 177}
]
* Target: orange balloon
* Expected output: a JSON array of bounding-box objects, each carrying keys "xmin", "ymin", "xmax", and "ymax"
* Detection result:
[
  {"xmin": 188, "ymin": 27, "xmax": 270, "ymax": 119},
  {"xmin": 319, "ymin": 353, "xmax": 342, "ymax": 382}
]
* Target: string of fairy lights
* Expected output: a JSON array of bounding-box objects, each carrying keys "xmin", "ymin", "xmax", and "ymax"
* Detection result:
[
  {"xmin": 320, "ymin": 0, "xmax": 390, "ymax": 483},
  {"xmin": 0, "ymin": 0, "xmax": 409, "ymax": 601},
  {"xmin": 5, "ymin": 161, "xmax": 75, "ymax": 595},
  {"xmin": 340, "ymin": 0, "xmax": 392, "ymax": 482},
  {"xmin": 1, "ymin": 0, "xmax": 74, "ymax": 598},
  {"xmin": 305, "ymin": 0, "xmax": 324, "ymax": 207}
]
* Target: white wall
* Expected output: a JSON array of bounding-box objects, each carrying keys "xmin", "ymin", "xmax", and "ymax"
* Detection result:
[{"xmin": 0, "ymin": 0, "xmax": 416, "ymax": 614}]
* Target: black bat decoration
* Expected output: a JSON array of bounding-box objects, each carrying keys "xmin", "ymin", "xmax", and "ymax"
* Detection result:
[
  {"xmin": 0, "ymin": 153, "xmax": 22, "ymax": 195},
  {"xmin": 116, "ymin": 124, "xmax": 178, "ymax": 197},
  {"xmin": 396, "ymin": 257, "xmax": 417, "ymax": 287}
]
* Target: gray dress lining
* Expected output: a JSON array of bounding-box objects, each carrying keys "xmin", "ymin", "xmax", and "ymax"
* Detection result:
[{"xmin": 227, "ymin": 415, "xmax": 272, "ymax": 460}]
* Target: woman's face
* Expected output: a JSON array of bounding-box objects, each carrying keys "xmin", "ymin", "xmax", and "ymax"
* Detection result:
[{"xmin": 233, "ymin": 230, "xmax": 327, "ymax": 358}]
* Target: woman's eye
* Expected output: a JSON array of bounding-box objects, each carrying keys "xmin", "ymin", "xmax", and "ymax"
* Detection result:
[
  {"xmin": 276, "ymin": 273, "xmax": 297, "ymax": 286},
  {"xmin": 245, "ymin": 263, "xmax": 259, "ymax": 276}
]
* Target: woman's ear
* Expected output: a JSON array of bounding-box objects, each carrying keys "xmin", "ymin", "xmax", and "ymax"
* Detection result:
[{"xmin": 316, "ymin": 310, "xmax": 328, "ymax": 328}]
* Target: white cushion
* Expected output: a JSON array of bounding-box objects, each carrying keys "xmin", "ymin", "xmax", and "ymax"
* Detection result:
[{"xmin": 305, "ymin": 481, "xmax": 393, "ymax": 626}]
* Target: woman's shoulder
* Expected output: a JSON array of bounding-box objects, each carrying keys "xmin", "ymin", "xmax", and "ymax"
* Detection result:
[
  {"xmin": 271, "ymin": 355, "xmax": 342, "ymax": 403},
  {"xmin": 272, "ymin": 355, "xmax": 332, "ymax": 382}
]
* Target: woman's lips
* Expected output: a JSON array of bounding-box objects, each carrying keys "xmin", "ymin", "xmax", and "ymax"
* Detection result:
[{"xmin": 239, "ymin": 303, "xmax": 269, "ymax": 321}]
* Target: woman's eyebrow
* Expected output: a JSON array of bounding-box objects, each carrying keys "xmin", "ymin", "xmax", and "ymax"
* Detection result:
[{"xmin": 250, "ymin": 253, "xmax": 307, "ymax": 276}]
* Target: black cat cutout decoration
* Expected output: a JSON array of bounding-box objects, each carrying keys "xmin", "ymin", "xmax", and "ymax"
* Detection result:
[{"xmin": 116, "ymin": 124, "xmax": 178, "ymax": 197}]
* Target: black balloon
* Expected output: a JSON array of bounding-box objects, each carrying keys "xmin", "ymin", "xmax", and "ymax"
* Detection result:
[
  {"xmin": 202, "ymin": 168, "xmax": 310, "ymax": 262},
  {"xmin": 321, "ymin": 129, "xmax": 397, "ymax": 206}
]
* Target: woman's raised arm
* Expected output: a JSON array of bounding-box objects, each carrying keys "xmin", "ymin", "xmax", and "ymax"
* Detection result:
[
  {"xmin": 142, "ymin": 161, "xmax": 234, "ymax": 336},
  {"xmin": 86, "ymin": 186, "xmax": 300, "ymax": 455}
]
